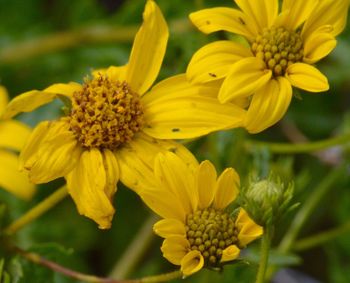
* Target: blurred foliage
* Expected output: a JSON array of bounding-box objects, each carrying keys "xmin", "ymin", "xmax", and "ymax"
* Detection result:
[{"xmin": 0, "ymin": 0, "xmax": 349, "ymax": 282}]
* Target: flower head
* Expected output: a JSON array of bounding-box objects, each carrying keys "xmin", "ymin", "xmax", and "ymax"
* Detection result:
[
  {"xmin": 3, "ymin": 0, "xmax": 245, "ymax": 228},
  {"xmin": 140, "ymin": 152, "xmax": 262, "ymax": 276},
  {"xmin": 188, "ymin": 0, "xmax": 349, "ymax": 133},
  {"xmin": 0, "ymin": 86, "xmax": 35, "ymax": 200}
]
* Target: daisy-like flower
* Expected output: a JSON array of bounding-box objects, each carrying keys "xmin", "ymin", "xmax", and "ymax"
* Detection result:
[
  {"xmin": 0, "ymin": 86, "xmax": 35, "ymax": 200},
  {"xmin": 3, "ymin": 0, "xmax": 245, "ymax": 229},
  {"xmin": 140, "ymin": 152, "xmax": 262, "ymax": 276},
  {"xmin": 187, "ymin": 0, "xmax": 350, "ymax": 133}
]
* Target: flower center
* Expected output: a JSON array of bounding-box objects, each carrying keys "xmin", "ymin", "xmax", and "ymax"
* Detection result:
[
  {"xmin": 185, "ymin": 208, "xmax": 239, "ymax": 267},
  {"xmin": 69, "ymin": 75, "xmax": 144, "ymax": 150},
  {"xmin": 251, "ymin": 27, "xmax": 303, "ymax": 76}
]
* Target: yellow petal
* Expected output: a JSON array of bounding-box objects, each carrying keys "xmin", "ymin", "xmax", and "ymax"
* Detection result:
[
  {"xmin": 102, "ymin": 149, "xmax": 119, "ymax": 200},
  {"xmin": 189, "ymin": 7, "xmax": 258, "ymax": 41},
  {"xmin": 143, "ymin": 74, "xmax": 246, "ymax": 139},
  {"xmin": 281, "ymin": 0, "xmax": 318, "ymax": 30},
  {"xmin": 235, "ymin": 0, "xmax": 278, "ymax": 31},
  {"xmin": 303, "ymin": 30, "xmax": 337, "ymax": 64},
  {"xmin": 187, "ymin": 41, "xmax": 252, "ymax": 84},
  {"xmin": 180, "ymin": 250, "xmax": 204, "ymax": 276},
  {"xmin": 286, "ymin": 63, "xmax": 329, "ymax": 92},
  {"xmin": 213, "ymin": 168, "xmax": 240, "ymax": 210},
  {"xmin": 0, "ymin": 86, "xmax": 9, "ymax": 115},
  {"xmin": 302, "ymin": 0, "xmax": 350, "ymax": 38},
  {"xmin": 236, "ymin": 208, "xmax": 263, "ymax": 246},
  {"xmin": 3, "ymin": 82, "xmax": 81, "ymax": 119},
  {"xmin": 23, "ymin": 120, "xmax": 82, "ymax": 184},
  {"xmin": 220, "ymin": 245, "xmax": 240, "ymax": 263},
  {"xmin": 153, "ymin": 219, "xmax": 186, "ymax": 238},
  {"xmin": 161, "ymin": 236, "xmax": 190, "ymax": 265},
  {"xmin": 94, "ymin": 65, "xmax": 128, "ymax": 81},
  {"xmin": 0, "ymin": 150, "xmax": 36, "ymax": 200},
  {"xmin": 196, "ymin": 160, "xmax": 217, "ymax": 209},
  {"xmin": 154, "ymin": 152, "xmax": 197, "ymax": 215},
  {"xmin": 66, "ymin": 149, "xmax": 115, "ymax": 229},
  {"xmin": 218, "ymin": 57, "xmax": 272, "ymax": 103},
  {"xmin": 126, "ymin": 0, "xmax": 168, "ymax": 95},
  {"xmin": 0, "ymin": 120, "xmax": 31, "ymax": 151},
  {"xmin": 245, "ymin": 77, "xmax": 292, "ymax": 133}
]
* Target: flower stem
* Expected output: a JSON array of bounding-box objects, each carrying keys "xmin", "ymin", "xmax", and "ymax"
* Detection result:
[
  {"xmin": 245, "ymin": 133, "xmax": 350, "ymax": 154},
  {"xmin": 255, "ymin": 226, "xmax": 271, "ymax": 283},
  {"xmin": 294, "ymin": 221, "xmax": 350, "ymax": 251},
  {"xmin": 3, "ymin": 186, "xmax": 68, "ymax": 235}
]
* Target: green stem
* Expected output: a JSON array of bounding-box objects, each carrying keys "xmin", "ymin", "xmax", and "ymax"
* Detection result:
[
  {"xmin": 294, "ymin": 221, "xmax": 350, "ymax": 251},
  {"xmin": 3, "ymin": 186, "xmax": 68, "ymax": 235},
  {"xmin": 140, "ymin": 271, "xmax": 182, "ymax": 283},
  {"xmin": 255, "ymin": 226, "xmax": 271, "ymax": 283},
  {"xmin": 245, "ymin": 133, "xmax": 350, "ymax": 154},
  {"xmin": 109, "ymin": 215, "xmax": 158, "ymax": 279}
]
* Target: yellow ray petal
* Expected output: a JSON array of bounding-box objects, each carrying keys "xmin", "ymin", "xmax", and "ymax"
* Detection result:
[
  {"xmin": 0, "ymin": 150, "xmax": 36, "ymax": 200},
  {"xmin": 196, "ymin": 160, "xmax": 217, "ymax": 209},
  {"xmin": 154, "ymin": 152, "xmax": 197, "ymax": 215},
  {"xmin": 189, "ymin": 7, "xmax": 258, "ymax": 41},
  {"xmin": 3, "ymin": 82, "xmax": 82, "ymax": 119},
  {"xmin": 0, "ymin": 86, "xmax": 9, "ymax": 115},
  {"xmin": 245, "ymin": 77, "xmax": 292, "ymax": 133},
  {"xmin": 0, "ymin": 120, "xmax": 31, "ymax": 151},
  {"xmin": 23, "ymin": 120, "xmax": 82, "ymax": 184},
  {"xmin": 142, "ymin": 75, "xmax": 246, "ymax": 139},
  {"xmin": 66, "ymin": 148, "xmax": 115, "ymax": 229},
  {"xmin": 187, "ymin": 41, "xmax": 252, "ymax": 84},
  {"xmin": 154, "ymin": 219, "xmax": 186, "ymax": 238},
  {"xmin": 213, "ymin": 168, "xmax": 240, "ymax": 210},
  {"xmin": 303, "ymin": 29, "xmax": 337, "ymax": 64},
  {"xmin": 281, "ymin": 0, "xmax": 318, "ymax": 30},
  {"xmin": 218, "ymin": 57, "xmax": 272, "ymax": 103},
  {"xmin": 93, "ymin": 65, "xmax": 128, "ymax": 81},
  {"xmin": 286, "ymin": 63, "xmax": 329, "ymax": 92},
  {"xmin": 161, "ymin": 236, "xmax": 190, "ymax": 265},
  {"xmin": 235, "ymin": 0, "xmax": 278, "ymax": 31},
  {"xmin": 221, "ymin": 245, "xmax": 240, "ymax": 263},
  {"xmin": 236, "ymin": 208, "xmax": 263, "ymax": 246},
  {"xmin": 180, "ymin": 250, "xmax": 204, "ymax": 276},
  {"xmin": 102, "ymin": 149, "xmax": 119, "ymax": 200},
  {"xmin": 302, "ymin": 0, "xmax": 350, "ymax": 39},
  {"xmin": 126, "ymin": 0, "xmax": 168, "ymax": 95}
]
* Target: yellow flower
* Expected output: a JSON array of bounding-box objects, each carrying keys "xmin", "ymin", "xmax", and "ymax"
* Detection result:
[
  {"xmin": 188, "ymin": 0, "xmax": 349, "ymax": 133},
  {"xmin": 2, "ymin": 0, "xmax": 245, "ymax": 229},
  {"xmin": 0, "ymin": 86, "xmax": 35, "ymax": 200},
  {"xmin": 140, "ymin": 152, "xmax": 262, "ymax": 276}
]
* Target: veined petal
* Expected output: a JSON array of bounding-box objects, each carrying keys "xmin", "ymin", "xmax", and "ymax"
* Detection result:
[
  {"xmin": 0, "ymin": 150, "xmax": 36, "ymax": 200},
  {"xmin": 23, "ymin": 120, "xmax": 82, "ymax": 184},
  {"xmin": 161, "ymin": 236, "xmax": 190, "ymax": 265},
  {"xmin": 66, "ymin": 149, "xmax": 115, "ymax": 229},
  {"xmin": 196, "ymin": 161, "xmax": 217, "ymax": 209},
  {"xmin": 187, "ymin": 41, "xmax": 252, "ymax": 84},
  {"xmin": 281, "ymin": 0, "xmax": 318, "ymax": 30},
  {"xmin": 235, "ymin": 0, "xmax": 278, "ymax": 30},
  {"xmin": 213, "ymin": 168, "xmax": 240, "ymax": 210},
  {"xmin": 303, "ymin": 29, "xmax": 337, "ymax": 64},
  {"xmin": 154, "ymin": 219, "xmax": 186, "ymax": 238},
  {"xmin": 302, "ymin": 0, "xmax": 350, "ymax": 38},
  {"xmin": 180, "ymin": 250, "xmax": 204, "ymax": 276},
  {"xmin": 126, "ymin": 0, "xmax": 168, "ymax": 95},
  {"xmin": 245, "ymin": 77, "xmax": 293, "ymax": 133},
  {"xmin": 3, "ymin": 82, "xmax": 81, "ymax": 119},
  {"xmin": 286, "ymin": 63, "xmax": 329, "ymax": 92},
  {"xmin": 236, "ymin": 208, "xmax": 263, "ymax": 246},
  {"xmin": 221, "ymin": 245, "xmax": 240, "ymax": 263},
  {"xmin": 154, "ymin": 152, "xmax": 197, "ymax": 215},
  {"xmin": 102, "ymin": 149, "xmax": 119, "ymax": 200},
  {"xmin": 218, "ymin": 57, "xmax": 272, "ymax": 103},
  {"xmin": 0, "ymin": 86, "xmax": 9, "ymax": 115},
  {"xmin": 143, "ymin": 74, "xmax": 246, "ymax": 139},
  {"xmin": 189, "ymin": 7, "xmax": 258, "ymax": 41},
  {"xmin": 0, "ymin": 120, "xmax": 31, "ymax": 151}
]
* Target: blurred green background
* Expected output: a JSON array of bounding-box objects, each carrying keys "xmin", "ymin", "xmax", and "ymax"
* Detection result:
[{"xmin": 0, "ymin": 0, "xmax": 349, "ymax": 282}]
